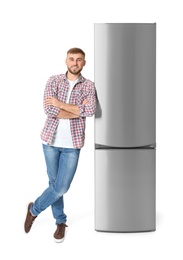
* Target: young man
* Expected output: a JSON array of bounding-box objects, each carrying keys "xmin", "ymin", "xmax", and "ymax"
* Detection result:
[{"xmin": 24, "ymin": 48, "xmax": 96, "ymax": 242}]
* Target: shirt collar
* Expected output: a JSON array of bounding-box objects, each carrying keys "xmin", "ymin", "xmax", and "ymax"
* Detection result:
[{"xmin": 64, "ymin": 72, "xmax": 85, "ymax": 83}]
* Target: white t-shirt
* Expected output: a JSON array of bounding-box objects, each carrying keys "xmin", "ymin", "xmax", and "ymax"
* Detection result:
[{"xmin": 51, "ymin": 79, "xmax": 78, "ymax": 148}]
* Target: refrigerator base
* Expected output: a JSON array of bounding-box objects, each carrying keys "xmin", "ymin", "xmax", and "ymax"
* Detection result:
[{"xmin": 95, "ymin": 229, "xmax": 156, "ymax": 233}]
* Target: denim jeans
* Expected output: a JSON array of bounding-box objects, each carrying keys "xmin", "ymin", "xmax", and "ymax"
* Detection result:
[{"xmin": 30, "ymin": 144, "xmax": 80, "ymax": 224}]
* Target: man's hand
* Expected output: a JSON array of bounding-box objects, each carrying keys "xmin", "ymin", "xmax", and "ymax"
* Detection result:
[
  {"xmin": 44, "ymin": 97, "xmax": 62, "ymax": 108},
  {"xmin": 82, "ymin": 99, "xmax": 89, "ymax": 105}
]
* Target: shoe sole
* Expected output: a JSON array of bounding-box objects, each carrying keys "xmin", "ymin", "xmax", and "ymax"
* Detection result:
[{"xmin": 54, "ymin": 237, "xmax": 65, "ymax": 243}]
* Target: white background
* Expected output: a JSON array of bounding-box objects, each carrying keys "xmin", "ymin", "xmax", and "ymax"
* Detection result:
[{"xmin": 1, "ymin": 0, "xmax": 183, "ymax": 259}]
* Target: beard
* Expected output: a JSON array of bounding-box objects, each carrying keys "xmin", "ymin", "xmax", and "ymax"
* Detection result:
[{"xmin": 68, "ymin": 66, "xmax": 82, "ymax": 75}]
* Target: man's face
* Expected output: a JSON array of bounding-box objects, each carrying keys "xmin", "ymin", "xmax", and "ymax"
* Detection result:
[{"xmin": 66, "ymin": 53, "xmax": 86, "ymax": 75}]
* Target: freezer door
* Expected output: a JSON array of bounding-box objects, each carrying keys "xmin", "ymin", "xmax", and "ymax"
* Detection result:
[
  {"xmin": 95, "ymin": 23, "xmax": 156, "ymax": 147},
  {"xmin": 95, "ymin": 149, "xmax": 156, "ymax": 232}
]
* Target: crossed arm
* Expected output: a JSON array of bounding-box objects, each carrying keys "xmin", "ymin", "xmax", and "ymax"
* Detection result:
[{"xmin": 45, "ymin": 97, "xmax": 89, "ymax": 119}]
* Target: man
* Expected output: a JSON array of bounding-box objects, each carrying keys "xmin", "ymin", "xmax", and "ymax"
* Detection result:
[{"xmin": 24, "ymin": 47, "xmax": 96, "ymax": 243}]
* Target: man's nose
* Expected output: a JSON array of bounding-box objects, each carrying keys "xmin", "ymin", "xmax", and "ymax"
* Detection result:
[{"xmin": 73, "ymin": 60, "xmax": 77, "ymax": 65}]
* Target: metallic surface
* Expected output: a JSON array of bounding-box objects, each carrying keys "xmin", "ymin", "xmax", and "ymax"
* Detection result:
[
  {"xmin": 94, "ymin": 23, "xmax": 156, "ymax": 232},
  {"xmin": 95, "ymin": 149, "xmax": 156, "ymax": 232},
  {"xmin": 95, "ymin": 23, "xmax": 156, "ymax": 147}
]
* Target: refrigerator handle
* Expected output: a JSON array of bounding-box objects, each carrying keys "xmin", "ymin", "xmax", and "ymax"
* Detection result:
[{"xmin": 95, "ymin": 143, "xmax": 156, "ymax": 149}]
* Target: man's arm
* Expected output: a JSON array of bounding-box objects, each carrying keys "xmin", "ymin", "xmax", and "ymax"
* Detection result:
[
  {"xmin": 57, "ymin": 110, "xmax": 80, "ymax": 119},
  {"xmin": 43, "ymin": 77, "xmax": 61, "ymax": 118},
  {"xmin": 44, "ymin": 97, "xmax": 89, "ymax": 118},
  {"xmin": 77, "ymin": 84, "xmax": 97, "ymax": 117}
]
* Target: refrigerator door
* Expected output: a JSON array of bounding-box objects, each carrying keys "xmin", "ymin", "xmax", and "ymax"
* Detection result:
[
  {"xmin": 95, "ymin": 23, "xmax": 156, "ymax": 147},
  {"xmin": 95, "ymin": 149, "xmax": 156, "ymax": 232}
]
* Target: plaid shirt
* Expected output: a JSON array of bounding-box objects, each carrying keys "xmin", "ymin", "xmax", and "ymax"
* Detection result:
[{"xmin": 41, "ymin": 73, "xmax": 97, "ymax": 148}]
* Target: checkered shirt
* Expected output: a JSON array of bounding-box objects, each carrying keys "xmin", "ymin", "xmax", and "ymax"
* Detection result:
[{"xmin": 40, "ymin": 73, "xmax": 97, "ymax": 148}]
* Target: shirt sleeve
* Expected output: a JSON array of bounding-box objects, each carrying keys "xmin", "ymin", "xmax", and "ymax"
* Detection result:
[
  {"xmin": 43, "ymin": 76, "xmax": 61, "ymax": 117},
  {"xmin": 78, "ymin": 83, "xmax": 97, "ymax": 117}
]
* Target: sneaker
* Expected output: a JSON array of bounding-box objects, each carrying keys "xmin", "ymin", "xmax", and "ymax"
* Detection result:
[
  {"xmin": 53, "ymin": 223, "xmax": 68, "ymax": 243},
  {"xmin": 24, "ymin": 202, "xmax": 37, "ymax": 233}
]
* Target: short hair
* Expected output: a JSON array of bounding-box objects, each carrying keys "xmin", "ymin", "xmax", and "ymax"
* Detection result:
[{"xmin": 67, "ymin": 47, "xmax": 85, "ymax": 58}]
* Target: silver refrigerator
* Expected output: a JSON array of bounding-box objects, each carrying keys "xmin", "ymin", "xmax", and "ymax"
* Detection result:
[{"xmin": 94, "ymin": 23, "xmax": 156, "ymax": 232}]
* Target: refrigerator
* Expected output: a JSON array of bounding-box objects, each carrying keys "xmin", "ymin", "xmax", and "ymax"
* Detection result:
[{"xmin": 94, "ymin": 23, "xmax": 156, "ymax": 232}]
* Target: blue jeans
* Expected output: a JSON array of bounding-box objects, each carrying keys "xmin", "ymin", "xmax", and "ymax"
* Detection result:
[{"xmin": 30, "ymin": 144, "xmax": 80, "ymax": 224}]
